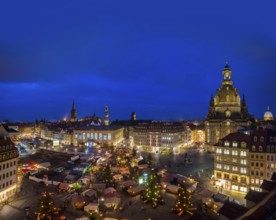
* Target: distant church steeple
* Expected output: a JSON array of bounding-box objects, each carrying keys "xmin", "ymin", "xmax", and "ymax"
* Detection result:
[
  {"xmin": 70, "ymin": 100, "xmax": 77, "ymax": 122},
  {"xmin": 104, "ymin": 105, "xmax": 109, "ymax": 126}
]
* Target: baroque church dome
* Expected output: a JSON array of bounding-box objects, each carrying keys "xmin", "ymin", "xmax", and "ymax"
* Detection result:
[
  {"xmin": 213, "ymin": 64, "xmax": 241, "ymax": 113},
  {"xmin": 264, "ymin": 106, "xmax": 273, "ymax": 121}
]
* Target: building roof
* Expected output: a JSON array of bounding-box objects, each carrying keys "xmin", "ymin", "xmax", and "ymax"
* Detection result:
[
  {"xmin": 215, "ymin": 131, "xmax": 251, "ymax": 147},
  {"xmin": 218, "ymin": 202, "xmax": 248, "ymax": 219},
  {"xmin": 260, "ymin": 180, "xmax": 276, "ymax": 191},
  {"xmin": 271, "ymin": 172, "xmax": 276, "ymax": 182},
  {"xmin": 244, "ymin": 190, "xmax": 268, "ymax": 204}
]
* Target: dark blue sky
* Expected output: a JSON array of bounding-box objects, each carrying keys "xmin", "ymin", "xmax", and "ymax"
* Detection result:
[{"xmin": 1, "ymin": 1, "xmax": 276, "ymax": 122}]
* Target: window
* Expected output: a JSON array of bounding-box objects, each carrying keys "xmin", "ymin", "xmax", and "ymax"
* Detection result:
[
  {"xmin": 224, "ymin": 165, "xmax": 230, "ymax": 170},
  {"xmin": 256, "ymin": 162, "xmax": 259, "ymax": 167},
  {"xmin": 232, "ymin": 185, "xmax": 238, "ymax": 191},
  {"xmin": 252, "ymin": 145, "xmax": 256, "ymax": 151},
  {"xmin": 241, "ymin": 159, "xmax": 247, "ymax": 165},
  {"xmin": 254, "ymin": 136, "xmax": 258, "ymax": 142},
  {"xmin": 233, "ymin": 142, "xmax": 238, "ymax": 147},
  {"xmin": 216, "ymin": 164, "xmax": 222, "ymax": 169},
  {"xmin": 251, "ymin": 162, "xmax": 254, "ymax": 166},
  {"xmin": 251, "ymin": 170, "xmax": 254, "ymax": 175},
  {"xmin": 260, "ymin": 136, "xmax": 264, "ymax": 142},
  {"xmin": 260, "ymin": 163, "xmax": 263, "ymax": 167},
  {"xmin": 232, "ymin": 166, "xmax": 238, "ymax": 171},
  {"xmin": 251, "ymin": 154, "xmax": 254, "ymax": 159},
  {"xmin": 241, "ymin": 142, "xmax": 247, "ymax": 148},
  {"xmin": 267, "ymin": 155, "xmax": 270, "ymax": 161},
  {"xmin": 256, "ymin": 171, "xmax": 259, "ymax": 176},
  {"xmin": 240, "ymin": 186, "xmax": 247, "ymax": 192},
  {"xmin": 256, "ymin": 179, "xmax": 259, "ymax": 184},
  {"xmin": 224, "ymin": 149, "xmax": 230, "ymax": 155},
  {"xmin": 216, "ymin": 172, "xmax": 222, "ymax": 178},
  {"xmin": 232, "ymin": 158, "xmax": 238, "ymax": 163},
  {"xmin": 216, "ymin": 148, "xmax": 222, "ymax": 154},
  {"xmin": 99, "ymin": 133, "xmax": 102, "ymax": 140},
  {"xmin": 224, "ymin": 141, "xmax": 230, "ymax": 147},
  {"xmin": 108, "ymin": 133, "xmax": 111, "ymax": 140},
  {"xmin": 224, "ymin": 174, "xmax": 230, "ymax": 179},
  {"xmin": 232, "ymin": 150, "xmax": 238, "ymax": 156},
  {"xmin": 241, "ymin": 168, "xmax": 247, "ymax": 174},
  {"xmin": 241, "ymin": 177, "xmax": 246, "ymax": 184},
  {"xmin": 240, "ymin": 151, "xmax": 247, "ymax": 156},
  {"xmin": 259, "ymin": 146, "xmax": 263, "ymax": 152}
]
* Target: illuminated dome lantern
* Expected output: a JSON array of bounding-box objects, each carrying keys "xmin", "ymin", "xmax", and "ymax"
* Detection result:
[{"xmin": 264, "ymin": 106, "xmax": 274, "ymax": 121}]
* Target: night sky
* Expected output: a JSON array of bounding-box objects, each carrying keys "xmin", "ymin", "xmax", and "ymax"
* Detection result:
[{"xmin": 1, "ymin": 1, "xmax": 276, "ymax": 122}]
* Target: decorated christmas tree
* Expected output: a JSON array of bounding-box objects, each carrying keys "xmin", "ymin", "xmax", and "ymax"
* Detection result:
[
  {"xmin": 37, "ymin": 190, "xmax": 55, "ymax": 220},
  {"xmin": 143, "ymin": 173, "xmax": 162, "ymax": 208},
  {"xmin": 174, "ymin": 184, "xmax": 195, "ymax": 217},
  {"xmin": 103, "ymin": 164, "xmax": 112, "ymax": 183}
]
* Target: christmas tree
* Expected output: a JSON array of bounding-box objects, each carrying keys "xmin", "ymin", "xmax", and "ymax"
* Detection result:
[
  {"xmin": 174, "ymin": 184, "xmax": 195, "ymax": 217},
  {"xmin": 103, "ymin": 164, "xmax": 112, "ymax": 183},
  {"xmin": 37, "ymin": 190, "xmax": 55, "ymax": 220},
  {"xmin": 143, "ymin": 173, "xmax": 162, "ymax": 208}
]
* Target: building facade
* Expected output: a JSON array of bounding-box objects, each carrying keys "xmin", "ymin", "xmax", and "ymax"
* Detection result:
[
  {"xmin": 0, "ymin": 126, "xmax": 19, "ymax": 203},
  {"xmin": 214, "ymin": 127, "xmax": 276, "ymax": 194},
  {"xmin": 133, "ymin": 122, "xmax": 185, "ymax": 153},
  {"xmin": 205, "ymin": 64, "xmax": 253, "ymax": 149},
  {"xmin": 73, "ymin": 126, "xmax": 124, "ymax": 147},
  {"xmin": 214, "ymin": 132, "xmax": 250, "ymax": 193}
]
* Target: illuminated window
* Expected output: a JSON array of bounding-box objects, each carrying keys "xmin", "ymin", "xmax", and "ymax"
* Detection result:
[
  {"xmin": 232, "ymin": 166, "xmax": 238, "ymax": 171},
  {"xmin": 251, "ymin": 178, "xmax": 254, "ymax": 184},
  {"xmin": 224, "ymin": 165, "xmax": 230, "ymax": 170},
  {"xmin": 256, "ymin": 179, "xmax": 259, "ymax": 184},
  {"xmin": 224, "ymin": 141, "xmax": 230, "ymax": 147},
  {"xmin": 232, "ymin": 158, "xmax": 238, "ymax": 163},
  {"xmin": 252, "ymin": 145, "xmax": 256, "ymax": 151},
  {"xmin": 232, "ymin": 142, "xmax": 238, "ymax": 147},
  {"xmin": 240, "ymin": 186, "xmax": 247, "ymax": 192},
  {"xmin": 241, "ymin": 168, "xmax": 247, "ymax": 174},
  {"xmin": 216, "ymin": 164, "xmax": 222, "ymax": 169},
  {"xmin": 240, "ymin": 151, "xmax": 247, "ymax": 156},
  {"xmin": 231, "ymin": 185, "xmax": 238, "ymax": 191},
  {"xmin": 241, "ymin": 159, "xmax": 247, "ymax": 165},
  {"xmin": 232, "ymin": 150, "xmax": 238, "ymax": 156},
  {"xmin": 216, "ymin": 148, "xmax": 222, "ymax": 154},
  {"xmin": 241, "ymin": 142, "xmax": 247, "ymax": 148},
  {"xmin": 108, "ymin": 133, "xmax": 111, "ymax": 140},
  {"xmin": 224, "ymin": 149, "xmax": 230, "ymax": 155}
]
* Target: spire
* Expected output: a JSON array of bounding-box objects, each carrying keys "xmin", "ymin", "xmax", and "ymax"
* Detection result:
[
  {"xmin": 222, "ymin": 62, "xmax": 232, "ymax": 85},
  {"xmin": 209, "ymin": 95, "xmax": 214, "ymax": 107},
  {"xmin": 70, "ymin": 99, "xmax": 77, "ymax": 122},
  {"xmin": 242, "ymin": 95, "xmax": 246, "ymax": 106},
  {"xmin": 104, "ymin": 105, "xmax": 109, "ymax": 126},
  {"xmin": 267, "ymin": 106, "xmax": 270, "ymax": 111}
]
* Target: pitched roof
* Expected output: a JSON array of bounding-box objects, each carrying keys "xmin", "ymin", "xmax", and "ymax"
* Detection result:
[
  {"xmin": 244, "ymin": 190, "xmax": 268, "ymax": 203},
  {"xmin": 218, "ymin": 202, "xmax": 248, "ymax": 219},
  {"xmin": 260, "ymin": 180, "xmax": 276, "ymax": 191}
]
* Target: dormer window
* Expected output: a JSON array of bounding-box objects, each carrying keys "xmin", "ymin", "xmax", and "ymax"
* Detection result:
[
  {"xmin": 232, "ymin": 142, "xmax": 238, "ymax": 147},
  {"xmin": 241, "ymin": 142, "xmax": 247, "ymax": 148},
  {"xmin": 252, "ymin": 145, "xmax": 256, "ymax": 151},
  {"xmin": 259, "ymin": 146, "xmax": 263, "ymax": 152},
  {"xmin": 224, "ymin": 141, "xmax": 230, "ymax": 147},
  {"xmin": 260, "ymin": 136, "xmax": 264, "ymax": 142},
  {"xmin": 254, "ymin": 136, "xmax": 258, "ymax": 142}
]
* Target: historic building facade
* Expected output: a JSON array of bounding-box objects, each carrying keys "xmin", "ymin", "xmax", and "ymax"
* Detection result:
[
  {"xmin": 214, "ymin": 127, "xmax": 276, "ymax": 193},
  {"xmin": 0, "ymin": 126, "xmax": 19, "ymax": 203},
  {"xmin": 205, "ymin": 64, "xmax": 253, "ymax": 149},
  {"xmin": 133, "ymin": 121, "xmax": 185, "ymax": 153},
  {"xmin": 214, "ymin": 132, "xmax": 250, "ymax": 193}
]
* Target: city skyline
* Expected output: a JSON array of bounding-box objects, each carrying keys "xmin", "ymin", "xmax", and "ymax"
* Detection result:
[{"xmin": 1, "ymin": 1, "xmax": 276, "ymax": 121}]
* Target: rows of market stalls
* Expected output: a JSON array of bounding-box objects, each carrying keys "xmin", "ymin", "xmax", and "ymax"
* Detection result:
[{"xmin": 22, "ymin": 147, "xmax": 201, "ymax": 219}]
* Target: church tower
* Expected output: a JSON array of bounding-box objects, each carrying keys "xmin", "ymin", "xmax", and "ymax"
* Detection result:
[
  {"xmin": 70, "ymin": 100, "xmax": 77, "ymax": 123},
  {"xmin": 104, "ymin": 106, "xmax": 109, "ymax": 126},
  {"xmin": 131, "ymin": 112, "xmax": 137, "ymax": 121},
  {"xmin": 205, "ymin": 63, "xmax": 253, "ymax": 147}
]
